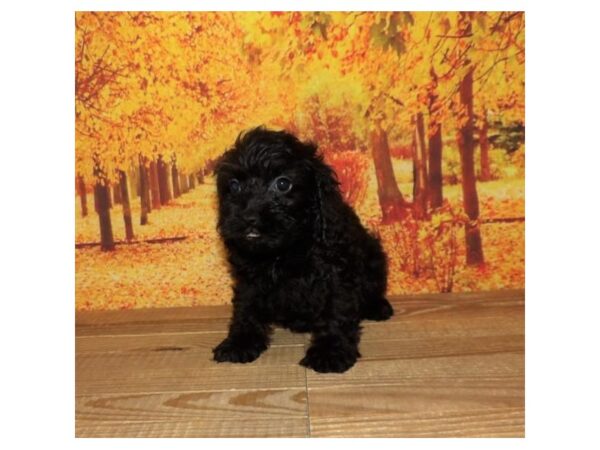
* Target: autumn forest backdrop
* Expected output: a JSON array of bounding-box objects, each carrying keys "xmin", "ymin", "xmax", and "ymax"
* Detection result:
[{"xmin": 75, "ymin": 11, "xmax": 525, "ymax": 310}]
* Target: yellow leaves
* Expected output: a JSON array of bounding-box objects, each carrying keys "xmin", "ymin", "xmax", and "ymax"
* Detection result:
[
  {"xmin": 74, "ymin": 11, "xmax": 525, "ymax": 310},
  {"xmin": 76, "ymin": 181, "xmax": 231, "ymax": 310},
  {"xmin": 76, "ymin": 12, "xmax": 254, "ymax": 175}
]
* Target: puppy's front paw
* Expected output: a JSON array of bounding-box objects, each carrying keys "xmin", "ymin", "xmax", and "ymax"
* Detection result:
[
  {"xmin": 212, "ymin": 337, "xmax": 267, "ymax": 364},
  {"xmin": 300, "ymin": 343, "xmax": 359, "ymax": 373}
]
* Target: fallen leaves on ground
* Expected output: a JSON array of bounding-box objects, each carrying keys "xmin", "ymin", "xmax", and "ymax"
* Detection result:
[{"xmin": 76, "ymin": 175, "xmax": 524, "ymax": 310}]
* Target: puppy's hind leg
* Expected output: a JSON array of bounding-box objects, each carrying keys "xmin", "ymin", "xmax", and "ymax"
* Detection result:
[
  {"xmin": 360, "ymin": 233, "xmax": 393, "ymax": 321},
  {"xmin": 362, "ymin": 297, "xmax": 394, "ymax": 321}
]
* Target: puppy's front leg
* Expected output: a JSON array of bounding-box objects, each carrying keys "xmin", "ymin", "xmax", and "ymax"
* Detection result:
[
  {"xmin": 300, "ymin": 320, "xmax": 361, "ymax": 373},
  {"xmin": 213, "ymin": 297, "xmax": 271, "ymax": 364}
]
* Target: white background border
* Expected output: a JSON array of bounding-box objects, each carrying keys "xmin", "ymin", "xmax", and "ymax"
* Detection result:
[{"xmin": 1, "ymin": 0, "xmax": 599, "ymax": 448}]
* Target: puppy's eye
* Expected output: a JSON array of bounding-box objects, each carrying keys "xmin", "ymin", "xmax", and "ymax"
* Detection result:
[
  {"xmin": 229, "ymin": 178, "xmax": 241, "ymax": 194},
  {"xmin": 272, "ymin": 176, "xmax": 292, "ymax": 193}
]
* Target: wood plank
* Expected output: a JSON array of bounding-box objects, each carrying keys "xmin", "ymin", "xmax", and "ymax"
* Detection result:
[
  {"xmin": 306, "ymin": 351, "xmax": 523, "ymax": 389},
  {"xmin": 77, "ymin": 364, "xmax": 307, "ymax": 397},
  {"xmin": 76, "ymin": 318, "xmax": 306, "ymax": 346},
  {"xmin": 76, "ymin": 417, "xmax": 309, "ymax": 438},
  {"xmin": 308, "ymin": 294, "xmax": 524, "ymax": 387},
  {"xmin": 76, "ymin": 304, "xmax": 231, "ymax": 326},
  {"xmin": 76, "ymin": 304, "xmax": 232, "ymax": 337},
  {"xmin": 76, "ymin": 329, "xmax": 303, "ymax": 354},
  {"xmin": 77, "ymin": 344, "xmax": 307, "ymax": 396},
  {"xmin": 305, "ymin": 290, "xmax": 524, "ymax": 437},
  {"xmin": 75, "ymin": 316, "xmax": 230, "ymax": 336},
  {"xmin": 382, "ymin": 290, "xmax": 524, "ymax": 324},
  {"xmin": 77, "ymin": 343, "xmax": 305, "ymax": 373},
  {"xmin": 361, "ymin": 318, "xmax": 523, "ymax": 338},
  {"xmin": 388, "ymin": 288, "xmax": 523, "ymax": 303},
  {"xmin": 307, "ymin": 344, "xmax": 524, "ymax": 436},
  {"xmin": 74, "ymin": 289, "xmax": 525, "ymax": 438},
  {"xmin": 310, "ymin": 405, "xmax": 523, "ymax": 437},
  {"xmin": 361, "ymin": 314, "xmax": 523, "ymax": 341},
  {"xmin": 75, "ymin": 289, "xmax": 523, "ymax": 334},
  {"xmin": 77, "ymin": 388, "xmax": 306, "ymax": 422},
  {"xmin": 358, "ymin": 334, "xmax": 523, "ymax": 362}
]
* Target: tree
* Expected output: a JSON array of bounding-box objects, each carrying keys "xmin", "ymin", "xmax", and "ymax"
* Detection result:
[
  {"xmin": 76, "ymin": 12, "xmax": 263, "ymax": 246},
  {"xmin": 149, "ymin": 159, "xmax": 161, "ymax": 210},
  {"xmin": 138, "ymin": 154, "xmax": 150, "ymax": 225},
  {"xmin": 118, "ymin": 170, "xmax": 135, "ymax": 240},
  {"xmin": 455, "ymin": 12, "xmax": 484, "ymax": 266},
  {"xmin": 171, "ymin": 154, "xmax": 181, "ymax": 198},
  {"xmin": 426, "ymin": 68, "xmax": 444, "ymax": 209},
  {"xmin": 92, "ymin": 153, "xmax": 115, "ymax": 251},
  {"xmin": 473, "ymin": 12, "xmax": 525, "ymax": 180},
  {"xmin": 479, "ymin": 106, "xmax": 492, "ymax": 181},
  {"xmin": 370, "ymin": 116, "xmax": 410, "ymax": 222},
  {"xmin": 76, "ymin": 174, "xmax": 88, "ymax": 217},
  {"xmin": 75, "ymin": 11, "xmax": 523, "ymax": 263},
  {"xmin": 413, "ymin": 112, "xmax": 429, "ymax": 219}
]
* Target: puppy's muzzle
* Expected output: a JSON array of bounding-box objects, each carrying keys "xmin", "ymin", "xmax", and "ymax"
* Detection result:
[
  {"xmin": 245, "ymin": 230, "xmax": 261, "ymax": 240},
  {"xmin": 242, "ymin": 214, "xmax": 262, "ymax": 240}
]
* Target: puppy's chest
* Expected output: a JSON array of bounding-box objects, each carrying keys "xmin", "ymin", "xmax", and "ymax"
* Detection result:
[{"xmin": 257, "ymin": 264, "xmax": 327, "ymax": 324}]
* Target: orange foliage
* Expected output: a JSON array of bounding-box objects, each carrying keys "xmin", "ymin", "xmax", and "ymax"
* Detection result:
[
  {"xmin": 373, "ymin": 202, "xmax": 465, "ymax": 293},
  {"xmin": 75, "ymin": 12, "xmax": 525, "ymax": 310},
  {"xmin": 76, "ymin": 176, "xmax": 525, "ymax": 311},
  {"xmin": 324, "ymin": 151, "xmax": 369, "ymax": 207}
]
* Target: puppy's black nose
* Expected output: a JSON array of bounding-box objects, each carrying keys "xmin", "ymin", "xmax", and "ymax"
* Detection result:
[
  {"xmin": 243, "ymin": 214, "xmax": 262, "ymax": 240},
  {"xmin": 243, "ymin": 214, "xmax": 260, "ymax": 226}
]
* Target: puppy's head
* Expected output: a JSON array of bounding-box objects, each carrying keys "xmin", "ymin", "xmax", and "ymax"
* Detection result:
[{"xmin": 214, "ymin": 126, "xmax": 342, "ymax": 255}]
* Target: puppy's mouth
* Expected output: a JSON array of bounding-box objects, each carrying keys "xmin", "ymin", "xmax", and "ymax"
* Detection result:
[{"xmin": 245, "ymin": 229, "xmax": 262, "ymax": 240}]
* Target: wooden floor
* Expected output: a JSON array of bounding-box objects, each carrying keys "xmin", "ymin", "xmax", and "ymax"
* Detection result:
[{"xmin": 75, "ymin": 289, "xmax": 524, "ymax": 438}]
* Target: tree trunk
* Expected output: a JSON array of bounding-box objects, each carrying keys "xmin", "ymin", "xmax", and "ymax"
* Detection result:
[
  {"xmin": 427, "ymin": 68, "xmax": 444, "ymax": 209},
  {"xmin": 157, "ymin": 155, "xmax": 170, "ymax": 205},
  {"xmin": 171, "ymin": 161, "xmax": 181, "ymax": 198},
  {"xmin": 149, "ymin": 160, "xmax": 161, "ymax": 210},
  {"xmin": 479, "ymin": 108, "xmax": 492, "ymax": 181},
  {"xmin": 131, "ymin": 164, "xmax": 141, "ymax": 198},
  {"xmin": 144, "ymin": 164, "xmax": 152, "ymax": 213},
  {"xmin": 370, "ymin": 122, "xmax": 410, "ymax": 223},
  {"xmin": 413, "ymin": 112, "xmax": 429, "ymax": 219},
  {"xmin": 119, "ymin": 170, "xmax": 135, "ymax": 240},
  {"xmin": 198, "ymin": 168, "xmax": 204, "ymax": 184},
  {"xmin": 412, "ymin": 131, "xmax": 417, "ymax": 203},
  {"xmin": 76, "ymin": 175, "xmax": 88, "ymax": 217},
  {"xmin": 93, "ymin": 181, "xmax": 115, "ymax": 251},
  {"xmin": 456, "ymin": 14, "xmax": 484, "ymax": 266},
  {"xmin": 428, "ymin": 123, "xmax": 443, "ymax": 209},
  {"xmin": 112, "ymin": 180, "xmax": 122, "ymax": 204},
  {"xmin": 138, "ymin": 155, "xmax": 149, "ymax": 225},
  {"xmin": 180, "ymin": 173, "xmax": 188, "ymax": 194},
  {"xmin": 140, "ymin": 165, "xmax": 152, "ymax": 214},
  {"xmin": 189, "ymin": 173, "xmax": 196, "ymax": 190},
  {"xmin": 106, "ymin": 185, "xmax": 113, "ymax": 209},
  {"xmin": 165, "ymin": 162, "xmax": 173, "ymax": 201}
]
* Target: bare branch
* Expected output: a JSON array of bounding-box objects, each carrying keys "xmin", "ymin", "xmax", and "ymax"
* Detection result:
[
  {"xmin": 435, "ymin": 33, "xmax": 473, "ymax": 39},
  {"xmin": 383, "ymin": 93, "xmax": 405, "ymax": 107}
]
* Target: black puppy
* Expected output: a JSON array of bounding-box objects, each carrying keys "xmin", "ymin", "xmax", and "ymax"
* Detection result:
[{"xmin": 212, "ymin": 127, "xmax": 393, "ymax": 373}]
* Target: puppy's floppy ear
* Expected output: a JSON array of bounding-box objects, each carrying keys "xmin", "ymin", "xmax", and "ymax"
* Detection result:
[
  {"xmin": 304, "ymin": 146, "xmax": 344, "ymax": 244},
  {"xmin": 214, "ymin": 128, "xmax": 249, "ymax": 177},
  {"xmin": 213, "ymin": 149, "xmax": 234, "ymax": 178},
  {"xmin": 213, "ymin": 156, "xmax": 223, "ymax": 177}
]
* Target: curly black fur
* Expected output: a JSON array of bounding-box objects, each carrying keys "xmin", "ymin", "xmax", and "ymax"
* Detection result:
[{"xmin": 212, "ymin": 127, "xmax": 393, "ymax": 373}]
